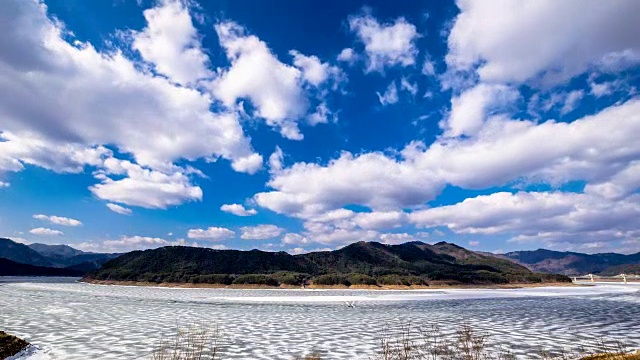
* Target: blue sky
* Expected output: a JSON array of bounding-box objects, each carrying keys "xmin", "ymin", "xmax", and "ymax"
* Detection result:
[{"xmin": 1, "ymin": 0, "xmax": 639, "ymax": 254}]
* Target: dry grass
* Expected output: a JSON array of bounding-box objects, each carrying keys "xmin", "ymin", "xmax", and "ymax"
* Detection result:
[
  {"xmin": 149, "ymin": 322, "xmax": 637, "ymax": 360},
  {"xmin": 151, "ymin": 323, "xmax": 222, "ymax": 360},
  {"xmin": 581, "ymin": 350, "xmax": 640, "ymax": 360}
]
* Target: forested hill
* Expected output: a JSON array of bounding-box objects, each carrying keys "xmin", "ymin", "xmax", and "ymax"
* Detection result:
[{"xmin": 86, "ymin": 241, "xmax": 569, "ymax": 286}]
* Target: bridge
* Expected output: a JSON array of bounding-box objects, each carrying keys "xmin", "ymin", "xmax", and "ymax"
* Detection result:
[{"xmin": 573, "ymin": 273, "xmax": 640, "ymax": 284}]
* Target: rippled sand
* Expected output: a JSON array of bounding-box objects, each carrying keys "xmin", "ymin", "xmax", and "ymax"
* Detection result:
[{"xmin": 1, "ymin": 277, "xmax": 639, "ymax": 359}]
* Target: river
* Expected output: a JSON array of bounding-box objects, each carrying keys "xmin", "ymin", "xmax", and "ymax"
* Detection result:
[{"xmin": 1, "ymin": 277, "xmax": 639, "ymax": 359}]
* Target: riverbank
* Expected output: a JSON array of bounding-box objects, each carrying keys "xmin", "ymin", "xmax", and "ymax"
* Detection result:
[
  {"xmin": 83, "ymin": 278, "xmax": 580, "ymax": 290},
  {"xmin": 0, "ymin": 331, "xmax": 29, "ymax": 359}
]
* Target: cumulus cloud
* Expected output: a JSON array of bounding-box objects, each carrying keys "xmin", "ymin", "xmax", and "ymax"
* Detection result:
[
  {"xmin": 268, "ymin": 146, "xmax": 284, "ymax": 173},
  {"xmin": 255, "ymin": 149, "xmax": 443, "ymax": 217},
  {"xmin": 212, "ymin": 22, "xmax": 344, "ymax": 141},
  {"xmin": 379, "ymin": 233, "xmax": 417, "ymax": 245},
  {"xmin": 409, "ymin": 191, "xmax": 640, "ymax": 250},
  {"xmin": 132, "ymin": 0, "xmax": 212, "ymax": 86},
  {"xmin": 0, "ymin": 182, "xmax": 8, "ymax": 188},
  {"xmin": 29, "ymin": 228, "xmax": 63, "ymax": 236},
  {"xmin": 106, "ymin": 203, "xmax": 133, "ymax": 215},
  {"xmin": 212, "ymin": 22, "xmax": 306, "ymax": 140},
  {"xmin": 349, "ymin": 10, "xmax": 420, "ymax": 73},
  {"xmin": 584, "ymin": 161, "xmax": 640, "ymax": 200},
  {"xmin": 77, "ymin": 236, "xmax": 198, "ymax": 253},
  {"xmin": 290, "ymin": 50, "xmax": 344, "ymax": 89},
  {"xmin": 33, "ymin": 214, "xmax": 82, "ymax": 227},
  {"xmin": 281, "ymin": 233, "xmax": 310, "ymax": 245},
  {"xmin": 187, "ymin": 227, "xmax": 236, "ymax": 241},
  {"xmin": 445, "ymin": 84, "xmax": 519, "ymax": 137},
  {"xmin": 240, "ymin": 224, "xmax": 285, "ymax": 240},
  {"xmin": 0, "ymin": 0, "xmax": 261, "ymax": 209},
  {"xmin": 353, "ymin": 211, "xmax": 406, "ymax": 230},
  {"xmin": 446, "ymin": 0, "xmax": 640, "ymax": 84},
  {"xmin": 220, "ymin": 203, "xmax": 257, "ymax": 216},
  {"xmin": 255, "ymin": 100, "xmax": 640, "ymax": 226},
  {"xmin": 90, "ymin": 159, "xmax": 202, "ymax": 209},
  {"xmin": 337, "ymin": 48, "xmax": 357, "ymax": 64}
]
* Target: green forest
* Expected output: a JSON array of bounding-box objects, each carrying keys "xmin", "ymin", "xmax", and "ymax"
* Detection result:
[{"xmin": 86, "ymin": 241, "xmax": 570, "ymax": 286}]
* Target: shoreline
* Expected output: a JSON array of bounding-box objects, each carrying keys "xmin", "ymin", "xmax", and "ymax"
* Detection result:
[{"xmin": 82, "ymin": 279, "xmax": 580, "ymax": 290}]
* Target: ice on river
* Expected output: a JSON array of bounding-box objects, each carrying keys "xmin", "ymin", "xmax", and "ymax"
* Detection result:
[{"xmin": 1, "ymin": 277, "xmax": 639, "ymax": 359}]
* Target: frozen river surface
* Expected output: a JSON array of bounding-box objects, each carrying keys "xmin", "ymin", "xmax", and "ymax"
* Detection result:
[{"xmin": 1, "ymin": 277, "xmax": 639, "ymax": 359}]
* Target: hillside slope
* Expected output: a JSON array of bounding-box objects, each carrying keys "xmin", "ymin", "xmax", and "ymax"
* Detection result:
[
  {"xmin": 1, "ymin": 238, "xmax": 119, "ymax": 273},
  {"xmin": 87, "ymin": 241, "xmax": 569, "ymax": 286},
  {"xmin": 0, "ymin": 238, "xmax": 53, "ymax": 267},
  {"xmin": 0, "ymin": 258, "xmax": 85, "ymax": 277}
]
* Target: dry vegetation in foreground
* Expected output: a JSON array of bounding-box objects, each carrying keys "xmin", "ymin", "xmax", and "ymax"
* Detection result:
[
  {"xmin": 151, "ymin": 323, "xmax": 221, "ymax": 360},
  {"xmin": 150, "ymin": 323, "xmax": 638, "ymax": 360}
]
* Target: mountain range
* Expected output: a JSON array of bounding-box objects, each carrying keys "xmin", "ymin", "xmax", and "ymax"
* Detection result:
[
  {"xmin": 0, "ymin": 238, "xmax": 119, "ymax": 276},
  {"xmin": 2, "ymin": 237, "xmax": 639, "ymax": 279},
  {"xmin": 499, "ymin": 249, "xmax": 640, "ymax": 275},
  {"xmin": 85, "ymin": 241, "xmax": 569, "ymax": 286}
]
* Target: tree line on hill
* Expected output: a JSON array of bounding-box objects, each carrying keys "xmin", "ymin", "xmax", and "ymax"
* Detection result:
[{"xmin": 86, "ymin": 241, "xmax": 570, "ymax": 286}]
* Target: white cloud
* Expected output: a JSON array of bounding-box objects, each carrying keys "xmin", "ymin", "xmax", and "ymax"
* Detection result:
[
  {"xmin": 256, "ymin": 99, "xmax": 640, "ymax": 223},
  {"xmin": 132, "ymin": 0, "xmax": 212, "ymax": 86},
  {"xmin": 0, "ymin": 0, "xmax": 260, "ymax": 203},
  {"xmin": 29, "ymin": 228, "xmax": 63, "ymax": 236},
  {"xmin": 590, "ymin": 80, "xmax": 616, "ymax": 98},
  {"xmin": 0, "ymin": 182, "xmax": 9, "ymax": 188},
  {"xmin": 353, "ymin": 211, "xmax": 406, "ymax": 230},
  {"xmin": 187, "ymin": 227, "xmax": 236, "ymax": 241},
  {"xmin": 212, "ymin": 21, "xmax": 306, "ymax": 140},
  {"xmin": 90, "ymin": 159, "xmax": 202, "ymax": 209},
  {"xmin": 0, "ymin": 133, "xmax": 111, "ymax": 174},
  {"xmin": 379, "ymin": 232, "xmax": 416, "ymax": 245},
  {"xmin": 584, "ymin": 161, "xmax": 640, "ymax": 200},
  {"xmin": 400, "ymin": 77, "xmax": 418, "ymax": 96},
  {"xmin": 337, "ymin": 48, "xmax": 357, "ymax": 64},
  {"xmin": 348, "ymin": 10, "xmax": 420, "ymax": 73},
  {"xmin": 446, "ymin": 0, "xmax": 640, "ymax": 84},
  {"xmin": 446, "ymin": 84, "xmax": 519, "ymax": 137},
  {"xmin": 240, "ymin": 224, "xmax": 284, "ymax": 240},
  {"xmin": 560, "ymin": 90, "xmax": 585, "ymax": 115},
  {"xmin": 268, "ymin": 146, "xmax": 284, "ymax": 173},
  {"xmin": 376, "ymin": 81, "xmax": 399, "ymax": 105},
  {"xmin": 305, "ymin": 227, "xmax": 380, "ymax": 245},
  {"xmin": 282, "ymin": 233, "xmax": 310, "ymax": 245},
  {"xmin": 288, "ymin": 247, "xmax": 307, "ymax": 255},
  {"xmin": 33, "ymin": 214, "xmax": 82, "ymax": 227},
  {"xmin": 8, "ymin": 237, "xmax": 30, "ymax": 244},
  {"xmin": 230, "ymin": 153, "xmax": 263, "ymax": 174},
  {"xmin": 106, "ymin": 203, "xmax": 133, "ymax": 215},
  {"xmin": 220, "ymin": 203, "xmax": 257, "ymax": 217},
  {"xmin": 422, "ymin": 58, "xmax": 436, "ymax": 76},
  {"xmin": 409, "ymin": 191, "xmax": 640, "ymax": 251},
  {"xmin": 255, "ymin": 149, "xmax": 443, "ymax": 217},
  {"xmin": 77, "ymin": 236, "xmax": 198, "ymax": 253},
  {"xmin": 290, "ymin": 50, "xmax": 344, "ymax": 89},
  {"xmin": 212, "ymin": 22, "xmax": 344, "ymax": 141},
  {"xmin": 308, "ymin": 102, "xmax": 336, "ymax": 126}
]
